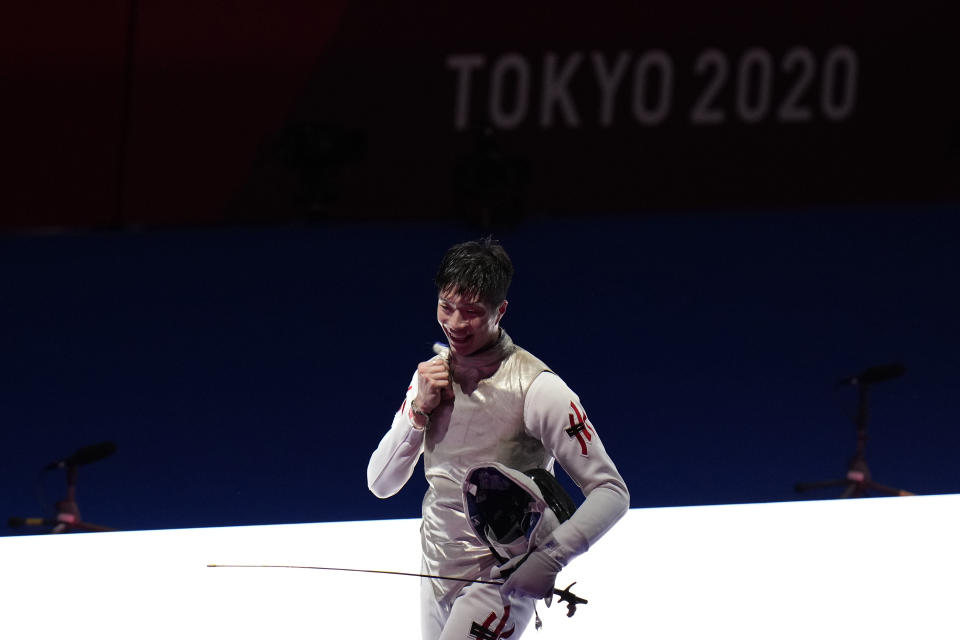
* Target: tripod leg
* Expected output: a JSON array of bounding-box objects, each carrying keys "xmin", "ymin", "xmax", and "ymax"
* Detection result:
[
  {"xmin": 864, "ymin": 481, "xmax": 914, "ymax": 497},
  {"xmin": 794, "ymin": 478, "xmax": 847, "ymax": 493}
]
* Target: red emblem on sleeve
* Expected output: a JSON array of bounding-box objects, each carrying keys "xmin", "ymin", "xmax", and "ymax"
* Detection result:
[{"xmin": 565, "ymin": 401, "xmax": 595, "ymax": 456}]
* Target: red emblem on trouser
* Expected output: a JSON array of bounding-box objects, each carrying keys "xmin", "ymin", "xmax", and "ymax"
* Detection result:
[
  {"xmin": 469, "ymin": 605, "xmax": 515, "ymax": 639},
  {"xmin": 565, "ymin": 401, "xmax": 594, "ymax": 456}
]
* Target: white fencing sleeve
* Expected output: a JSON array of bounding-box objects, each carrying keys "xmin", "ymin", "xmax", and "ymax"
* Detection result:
[
  {"xmin": 523, "ymin": 371, "xmax": 630, "ymax": 565},
  {"xmin": 367, "ymin": 372, "xmax": 425, "ymax": 498}
]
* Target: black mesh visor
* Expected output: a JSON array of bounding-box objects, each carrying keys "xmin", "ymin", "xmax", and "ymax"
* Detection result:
[{"xmin": 469, "ymin": 468, "xmax": 538, "ymax": 544}]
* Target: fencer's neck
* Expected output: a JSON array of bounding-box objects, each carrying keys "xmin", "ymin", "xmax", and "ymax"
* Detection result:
[{"xmin": 450, "ymin": 330, "xmax": 514, "ymax": 393}]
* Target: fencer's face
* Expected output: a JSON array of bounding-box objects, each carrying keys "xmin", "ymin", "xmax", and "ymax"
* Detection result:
[{"xmin": 437, "ymin": 288, "xmax": 507, "ymax": 357}]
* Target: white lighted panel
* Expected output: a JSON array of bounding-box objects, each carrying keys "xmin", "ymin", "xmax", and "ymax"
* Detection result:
[{"xmin": 1, "ymin": 495, "xmax": 957, "ymax": 639}]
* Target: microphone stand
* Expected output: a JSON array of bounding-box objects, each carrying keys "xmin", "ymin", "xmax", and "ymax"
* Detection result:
[
  {"xmin": 795, "ymin": 370, "xmax": 913, "ymax": 498},
  {"xmin": 8, "ymin": 463, "xmax": 114, "ymax": 533}
]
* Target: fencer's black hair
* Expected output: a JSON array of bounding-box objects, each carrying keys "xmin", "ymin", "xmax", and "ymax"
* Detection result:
[{"xmin": 434, "ymin": 237, "xmax": 514, "ymax": 309}]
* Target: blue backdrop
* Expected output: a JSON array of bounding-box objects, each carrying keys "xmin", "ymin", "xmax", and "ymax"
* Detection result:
[{"xmin": 2, "ymin": 204, "xmax": 957, "ymax": 534}]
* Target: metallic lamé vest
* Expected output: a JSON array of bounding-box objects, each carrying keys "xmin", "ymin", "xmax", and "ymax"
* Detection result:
[{"xmin": 420, "ymin": 347, "xmax": 552, "ymax": 604}]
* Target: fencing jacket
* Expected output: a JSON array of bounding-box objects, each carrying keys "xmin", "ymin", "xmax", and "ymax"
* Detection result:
[{"xmin": 367, "ymin": 331, "xmax": 629, "ymax": 605}]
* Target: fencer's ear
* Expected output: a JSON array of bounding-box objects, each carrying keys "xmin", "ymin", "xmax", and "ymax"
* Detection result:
[{"xmin": 496, "ymin": 300, "xmax": 508, "ymax": 322}]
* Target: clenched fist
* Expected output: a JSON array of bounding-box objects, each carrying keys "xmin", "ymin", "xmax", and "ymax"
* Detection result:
[{"xmin": 415, "ymin": 356, "xmax": 454, "ymax": 414}]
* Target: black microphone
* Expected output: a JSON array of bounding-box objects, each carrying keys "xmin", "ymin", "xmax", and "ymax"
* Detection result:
[
  {"xmin": 837, "ymin": 363, "xmax": 906, "ymax": 387},
  {"xmin": 44, "ymin": 441, "xmax": 117, "ymax": 470}
]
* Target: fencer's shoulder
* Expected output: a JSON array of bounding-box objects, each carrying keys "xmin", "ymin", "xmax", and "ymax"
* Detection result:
[
  {"xmin": 504, "ymin": 345, "xmax": 553, "ymax": 380},
  {"xmin": 525, "ymin": 368, "xmax": 576, "ymax": 402}
]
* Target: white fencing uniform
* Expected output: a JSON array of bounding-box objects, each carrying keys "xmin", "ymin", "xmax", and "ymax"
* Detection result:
[{"xmin": 368, "ymin": 331, "xmax": 629, "ymax": 640}]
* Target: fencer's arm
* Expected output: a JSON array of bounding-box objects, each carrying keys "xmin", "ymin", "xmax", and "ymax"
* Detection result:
[
  {"xmin": 367, "ymin": 374, "xmax": 425, "ymax": 499},
  {"xmin": 523, "ymin": 372, "xmax": 630, "ymax": 566}
]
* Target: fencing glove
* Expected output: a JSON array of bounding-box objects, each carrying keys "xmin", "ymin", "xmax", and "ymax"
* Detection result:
[{"xmin": 496, "ymin": 549, "xmax": 564, "ymax": 604}]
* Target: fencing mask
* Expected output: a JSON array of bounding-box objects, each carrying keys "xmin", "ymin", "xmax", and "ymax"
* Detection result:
[{"xmin": 462, "ymin": 462, "xmax": 577, "ymax": 562}]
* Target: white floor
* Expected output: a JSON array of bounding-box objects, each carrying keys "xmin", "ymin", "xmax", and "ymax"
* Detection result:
[{"xmin": 1, "ymin": 495, "xmax": 957, "ymax": 639}]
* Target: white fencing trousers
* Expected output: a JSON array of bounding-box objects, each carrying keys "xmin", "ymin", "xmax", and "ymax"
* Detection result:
[{"xmin": 421, "ymin": 577, "xmax": 536, "ymax": 640}]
